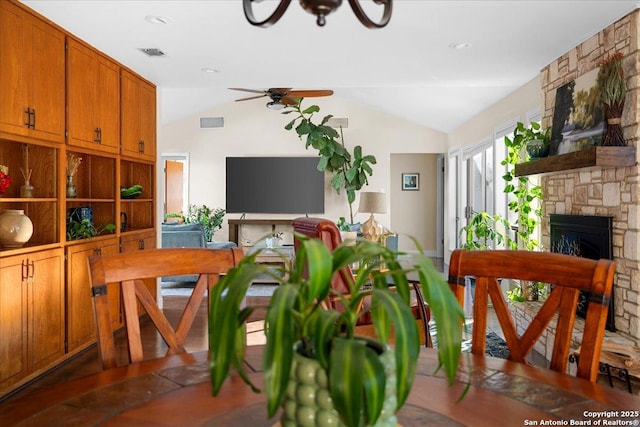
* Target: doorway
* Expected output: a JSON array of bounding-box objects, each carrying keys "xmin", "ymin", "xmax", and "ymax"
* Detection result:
[{"xmin": 161, "ymin": 153, "xmax": 189, "ymax": 220}]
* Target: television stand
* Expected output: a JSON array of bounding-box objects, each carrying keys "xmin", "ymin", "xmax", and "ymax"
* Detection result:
[{"xmin": 228, "ymin": 219, "xmax": 293, "ymax": 245}]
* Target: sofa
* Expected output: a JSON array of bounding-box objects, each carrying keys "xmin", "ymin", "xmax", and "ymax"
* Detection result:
[{"xmin": 161, "ymin": 222, "xmax": 237, "ymax": 282}]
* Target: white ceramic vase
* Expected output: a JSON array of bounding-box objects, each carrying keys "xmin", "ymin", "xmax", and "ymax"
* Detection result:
[{"xmin": 0, "ymin": 209, "xmax": 34, "ymax": 248}]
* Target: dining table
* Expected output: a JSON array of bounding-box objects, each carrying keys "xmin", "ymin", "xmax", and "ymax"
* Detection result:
[{"xmin": 1, "ymin": 345, "xmax": 638, "ymax": 427}]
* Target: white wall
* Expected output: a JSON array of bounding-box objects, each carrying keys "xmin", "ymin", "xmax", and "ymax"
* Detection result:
[
  {"xmin": 390, "ymin": 154, "xmax": 439, "ymax": 254},
  {"xmin": 158, "ymin": 95, "xmax": 447, "ymax": 248},
  {"xmin": 447, "ymin": 77, "xmax": 542, "ymax": 149}
]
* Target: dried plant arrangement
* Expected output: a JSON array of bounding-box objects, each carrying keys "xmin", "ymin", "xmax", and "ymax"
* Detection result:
[{"xmin": 599, "ymin": 52, "xmax": 627, "ymax": 146}]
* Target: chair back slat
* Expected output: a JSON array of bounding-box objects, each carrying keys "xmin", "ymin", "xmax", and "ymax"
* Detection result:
[
  {"xmin": 448, "ymin": 249, "xmax": 615, "ymax": 381},
  {"xmin": 88, "ymin": 247, "xmax": 243, "ymax": 369}
]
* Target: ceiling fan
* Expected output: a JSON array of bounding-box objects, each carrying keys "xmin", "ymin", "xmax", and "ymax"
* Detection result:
[{"xmin": 230, "ymin": 87, "xmax": 334, "ymax": 110}]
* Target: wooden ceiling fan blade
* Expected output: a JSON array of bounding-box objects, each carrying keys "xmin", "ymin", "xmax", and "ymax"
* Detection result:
[
  {"xmin": 281, "ymin": 96, "xmax": 299, "ymax": 105},
  {"xmin": 234, "ymin": 94, "xmax": 267, "ymax": 102},
  {"xmin": 229, "ymin": 88, "xmax": 267, "ymax": 94},
  {"xmin": 287, "ymin": 90, "xmax": 334, "ymax": 97}
]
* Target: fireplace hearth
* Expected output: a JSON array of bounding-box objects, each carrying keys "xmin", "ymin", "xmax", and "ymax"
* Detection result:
[{"xmin": 549, "ymin": 214, "xmax": 615, "ymax": 332}]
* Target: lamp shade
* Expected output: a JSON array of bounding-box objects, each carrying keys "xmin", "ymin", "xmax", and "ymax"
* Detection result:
[{"xmin": 358, "ymin": 192, "xmax": 386, "ymax": 214}]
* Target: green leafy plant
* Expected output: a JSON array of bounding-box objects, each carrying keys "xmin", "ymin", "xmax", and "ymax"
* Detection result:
[
  {"xmin": 502, "ymin": 122, "xmax": 545, "ymax": 251},
  {"xmin": 507, "ymin": 281, "xmax": 547, "ymax": 302},
  {"xmin": 184, "ymin": 204, "xmax": 225, "ymax": 242},
  {"xmin": 283, "ymin": 100, "xmax": 377, "ymax": 224},
  {"xmin": 336, "ymin": 216, "xmax": 350, "ymax": 232},
  {"xmin": 459, "ymin": 211, "xmax": 509, "ymax": 250},
  {"xmin": 209, "ymin": 236, "xmax": 464, "ymax": 427},
  {"xmin": 66, "ymin": 218, "xmax": 116, "ymax": 241}
]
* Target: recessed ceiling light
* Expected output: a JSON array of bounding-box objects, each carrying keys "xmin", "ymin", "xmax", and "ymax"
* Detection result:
[
  {"xmin": 201, "ymin": 68, "xmax": 219, "ymax": 73},
  {"xmin": 449, "ymin": 42, "xmax": 472, "ymax": 50},
  {"xmin": 145, "ymin": 15, "xmax": 172, "ymax": 25},
  {"xmin": 139, "ymin": 48, "xmax": 166, "ymax": 57}
]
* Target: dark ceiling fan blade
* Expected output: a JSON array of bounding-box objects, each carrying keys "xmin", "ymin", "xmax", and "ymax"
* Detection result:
[
  {"xmin": 229, "ymin": 88, "xmax": 267, "ymax": 94},
  {"xmin": 234, "ymin": 94, "xmax": 268, "ymax": 102},
  {"xmin": 271, "ymin": 87, "xmax": 293, "ymax": 94},
  {"xmin": 287, "ymin": 89, "xmax": 334, "ymax": 97}
]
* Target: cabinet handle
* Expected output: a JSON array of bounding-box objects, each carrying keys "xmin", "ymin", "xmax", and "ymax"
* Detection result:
[
  {"xmin": 138, "ymin": 140, "xmax": 145, "ymax": 153},
  {"xmin": 28, "ymin": 260, "xmax": 35, "ymax": 280},
  {"xmin": 94, "ymin": 127, "xmax": 100, "ymax": 143},
  {"xmin": 138, "ymin": 239, "xmax": 145, "ymax": 250},
  {"xmin": 24, "ymin": 108, "xmax": 35, "ymax": 128},
  {"xmin": 21, "ymin": 260, "xmax": 28, "ymax": 281},
  {"xmin": 94, "ymin": 248, "xmax": 102, "ymax": 256},
  {"xmin": 98, "ymin": 128, "xmax": 102, "ymax": 143}
]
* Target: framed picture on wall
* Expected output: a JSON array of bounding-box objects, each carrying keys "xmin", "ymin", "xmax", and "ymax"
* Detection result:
[{"xmin": 401, "ymin": 173, "xmax": 419, "ymax": 191}]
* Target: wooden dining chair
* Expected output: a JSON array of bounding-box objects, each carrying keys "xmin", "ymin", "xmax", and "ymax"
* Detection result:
[
  {"xmin": 448, "ymin": 249, "xmax": 616, "ymax": 381},
  {"xmin": 88, "ymin": 247, "xmax": 243, "ymax": 369},
  {"xmin": 292, "ymin": 217, "xmax": 431, "ymax": 347}
]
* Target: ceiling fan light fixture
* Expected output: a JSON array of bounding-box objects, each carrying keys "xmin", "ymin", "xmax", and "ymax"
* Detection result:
[
  {"xmin": 300, "ymin": 0, "xmax": 342, "ymax": 26},
  {"xmin": 242, "ymin": 0, "xmax": 392, "ymax": 28},
  {"xmin": 266, "ymin": 101, "xmax": 285, "ymax": 110}
]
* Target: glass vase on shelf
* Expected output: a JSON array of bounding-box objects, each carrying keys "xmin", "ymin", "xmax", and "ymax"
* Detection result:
[
  {"xmin": 66, "ymin": 154, "xmax": 82, "ymax": 199},
  {"xmin": 20, "ymin": 180, "xmax": 34, "ymax": 198},
  {"xmin": 66, "ymin": 175, "xmax": 77, "ymax": 198}
]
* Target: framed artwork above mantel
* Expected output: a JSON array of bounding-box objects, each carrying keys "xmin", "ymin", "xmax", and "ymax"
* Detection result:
[{"xmin": 550, "ymin": 67, "xmax": 605, "ymax": 156}]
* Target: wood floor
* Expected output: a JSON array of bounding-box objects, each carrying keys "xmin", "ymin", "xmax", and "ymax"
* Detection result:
[{"xmin": 1, "ymin": 294, "xmax": 270, "ymax": 406}]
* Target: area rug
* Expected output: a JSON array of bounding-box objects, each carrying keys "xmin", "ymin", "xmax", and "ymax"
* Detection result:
[
  {"xmin": 460, "ymin": 331, "xmax": 510, "ymax": 359},
  {"xmin": 161, "ymin": 283, "xmax": 278, "ymax": 297}
]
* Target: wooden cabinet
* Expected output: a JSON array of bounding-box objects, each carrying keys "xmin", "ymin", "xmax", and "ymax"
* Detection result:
[
  {"xmin": 67, "ymin": 38, "xmax": 120, "ymax": 154},
  {"xmin": 121, "ymin": 69, "xmax": 156, "ymax": 161},
  {"xmin": 0, "ymin": 0, "xmax": 157, "ymax": 397},
  {"xmin": 0, "ymin": 248, "xmax": 64, "ymax": 391},
  {"xmin": 0, "ymin": 0, "xmax": 65, "ymax": 144},
  {"xmin": 66, "ymin": 238, "xmax": 120, "ymax": 352}
]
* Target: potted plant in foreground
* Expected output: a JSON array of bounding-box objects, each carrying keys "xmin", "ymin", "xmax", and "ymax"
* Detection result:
[{"xmin": 209, "ymin": 236, "xmax": 464, "ymax": 427}]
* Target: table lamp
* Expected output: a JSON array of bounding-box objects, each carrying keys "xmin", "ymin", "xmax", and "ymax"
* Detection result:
[{"xmin": 359, "ymin": 191, "xmax": 386, "ymax": 242}]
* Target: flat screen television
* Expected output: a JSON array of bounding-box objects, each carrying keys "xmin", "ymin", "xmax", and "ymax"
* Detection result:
[{"xmin": 226, "ymin": 157, "xmax": 325, "ymax": 214}]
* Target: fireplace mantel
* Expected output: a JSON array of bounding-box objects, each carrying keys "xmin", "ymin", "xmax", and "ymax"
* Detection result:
[{"xmin": 514, "ymin": 146, "xmax": 636, "ymax": 177}]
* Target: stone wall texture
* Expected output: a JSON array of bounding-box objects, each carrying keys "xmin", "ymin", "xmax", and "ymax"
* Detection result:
[{"xmin": 540, "ymin": 10, "xmax": 640, "ymax": 343}]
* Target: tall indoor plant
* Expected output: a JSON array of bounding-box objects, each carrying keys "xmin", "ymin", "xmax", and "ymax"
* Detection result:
[
  {"xmin": 209, "ymin": 236, "xmax": 464, "ymax": 427},
  {"xmin": 184, "ymin": 204, "xmax": 225, "ymax": 242},
  {"xmin": 283, "ymin": 100, "xmax": 377, "ymax": 224}
]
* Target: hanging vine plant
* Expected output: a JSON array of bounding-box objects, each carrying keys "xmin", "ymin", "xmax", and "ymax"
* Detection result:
[
  {"xmin": 502, "ymin": 122, "xmax": 545, "ymax": 251},
  {"xmin": 283, "ymin": 100, "xmax": 376, "ymax": 224}
]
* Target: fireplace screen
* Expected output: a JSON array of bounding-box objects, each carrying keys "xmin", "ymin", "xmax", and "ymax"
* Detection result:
[{"xmin": 549, "ymin": 214, "xmax": 615, "ymax": 332}]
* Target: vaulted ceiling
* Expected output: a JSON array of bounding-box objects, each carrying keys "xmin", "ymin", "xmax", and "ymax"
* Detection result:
[{"xmin": 23, "ymin": 1, "xmax": 639, "ymax": 132}]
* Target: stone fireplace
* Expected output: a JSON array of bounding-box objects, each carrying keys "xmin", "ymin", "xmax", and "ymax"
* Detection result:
[{"xmin": 515, "ymin": 9, "xmax": 640, "ymax": 348}]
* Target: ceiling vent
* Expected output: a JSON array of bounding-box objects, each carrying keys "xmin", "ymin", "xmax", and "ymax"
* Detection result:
[
  {"xmin": 139, "ymin": 48, "xmax": 165, "ymax": 57},
  {"xmin": 326, "ymin": 117, "xmax": 348, "ymax": 129},
  {"xmin": 200, "ymin": 117, "xmax": 224, "ymax": 128}
]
